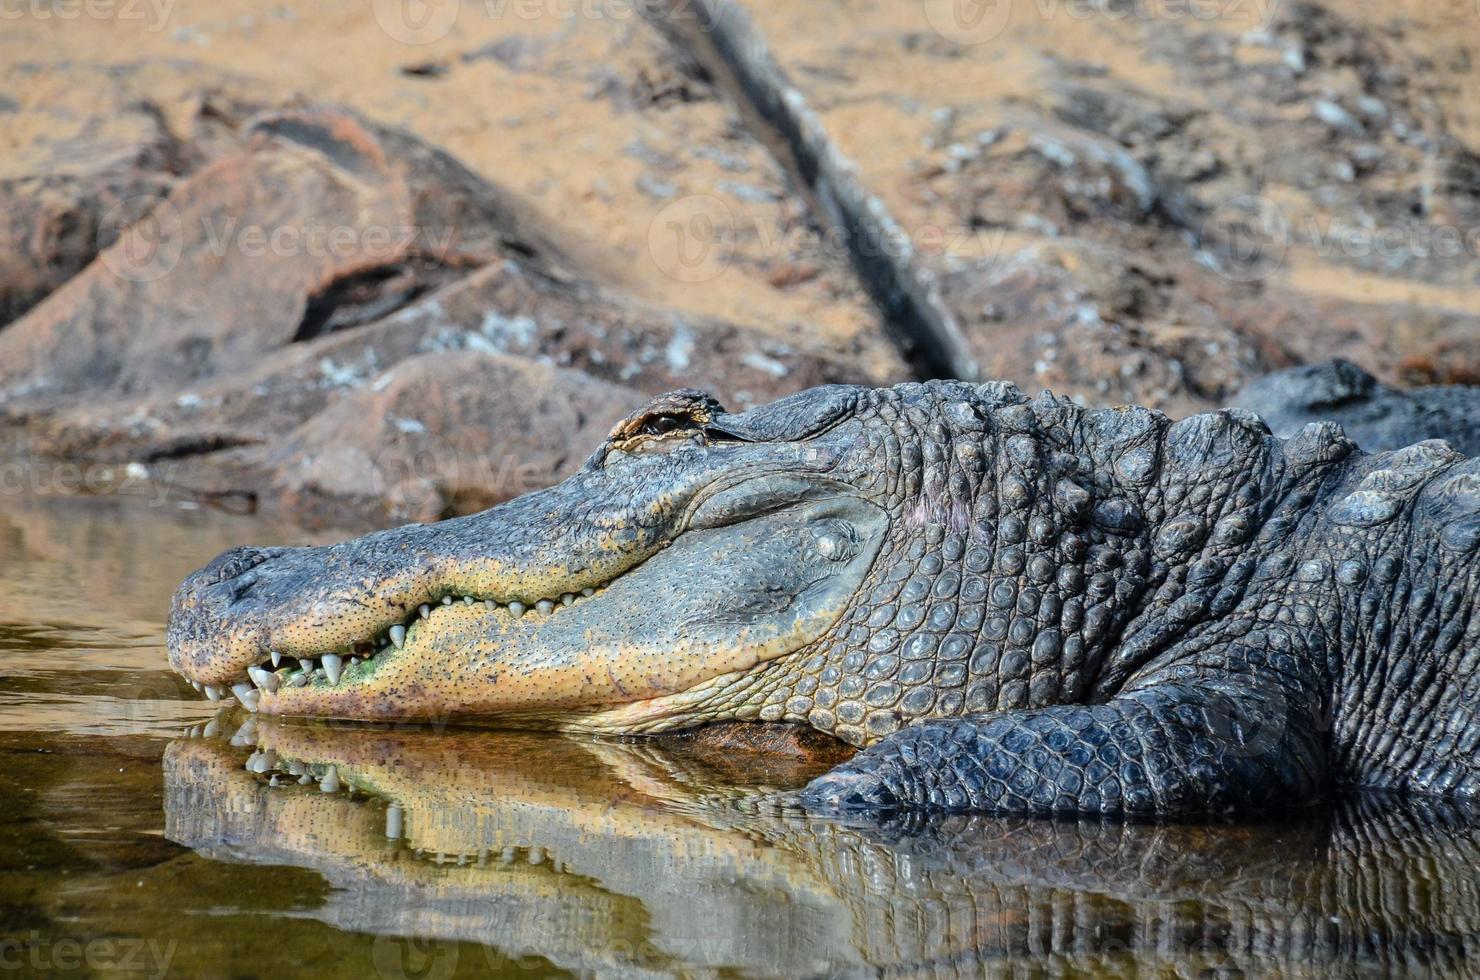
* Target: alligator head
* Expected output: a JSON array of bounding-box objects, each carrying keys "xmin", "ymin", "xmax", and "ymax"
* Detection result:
[{"xmin": 168, "ymin": 385, "xmax": 898, "ymax": 729}]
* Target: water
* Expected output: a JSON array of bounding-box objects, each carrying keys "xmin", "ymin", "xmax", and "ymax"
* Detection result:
[{"xmin": 3, "ymin": 489, "xmax": 1480, "ymax": 977}]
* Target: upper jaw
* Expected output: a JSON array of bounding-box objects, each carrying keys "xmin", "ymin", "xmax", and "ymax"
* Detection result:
[
  {"xmin": 166, "ymin": 470, "xmax": 684, "ymax": 694},
  {"xmin": 165, "ymin": 504, "xmax": 656, "ymax": 710},
  {"xmin": 171, "ymin": 582, "xmax": 611, "ymax": 712}
]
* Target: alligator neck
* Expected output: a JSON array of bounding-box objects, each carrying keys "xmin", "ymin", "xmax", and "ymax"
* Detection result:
[{"xmin": 707, "ymin": 392, "xmax": 1363, "ymax": 748}]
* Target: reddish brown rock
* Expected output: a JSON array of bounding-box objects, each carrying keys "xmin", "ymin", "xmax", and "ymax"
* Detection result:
[
  {"xmin": 0, "ymin": 65, "xmax": 896, "ymax": 523},
  {"xmin": 0, "ymin": 104, "xmax": 571, "ymax": 407},
  {"xmin": 243, "ymin": 352, "xmax": 644, "ymax": 524},
  {"xmin": 0, "ymin": 62, "xmax": 266, "ymax": 326}
]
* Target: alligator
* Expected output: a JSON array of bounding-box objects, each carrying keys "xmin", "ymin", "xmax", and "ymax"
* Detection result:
[{"xmin": 168, "ymin": 380, "xmax": 1480, "ymax": 817}]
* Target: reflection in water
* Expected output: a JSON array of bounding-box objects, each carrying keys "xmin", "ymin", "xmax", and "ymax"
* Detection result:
[
  {"xmin": 166, "ymin": 718, "xmax": 1480, "ymax": 977},
  {"xmin": 0, "ymin": 491, "xmax": 332, "ymax": 736}
]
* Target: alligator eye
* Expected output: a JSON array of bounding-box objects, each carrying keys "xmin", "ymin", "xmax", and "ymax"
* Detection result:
[
  {"xmin": 812, "ymin": 520, "xmax": 859, "ymax": 562},
  {"xmin": 640, "ymin": 414, "xmax": 693, "ymax": 437}
]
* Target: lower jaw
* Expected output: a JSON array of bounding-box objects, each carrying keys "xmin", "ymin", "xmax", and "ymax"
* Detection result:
[
  {"xmin": 237, "ymin": 669, "xmax": 752, "ymax": 733},
  {"xmin": 241, "ymin": 702, "xmax": 725, "ymax": 732}
]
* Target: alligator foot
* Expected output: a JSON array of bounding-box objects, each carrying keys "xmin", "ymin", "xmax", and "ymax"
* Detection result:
[{"xmin": 800, "ymin": 650, "xmax": 1328, "ymax": 819}]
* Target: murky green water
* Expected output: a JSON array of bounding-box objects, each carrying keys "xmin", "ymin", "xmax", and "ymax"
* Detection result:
[{"xmin": 3, "ymin": 489, "xmax": 1480, "ymax": 978}]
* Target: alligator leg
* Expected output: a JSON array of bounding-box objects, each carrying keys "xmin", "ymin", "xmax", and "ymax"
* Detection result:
[{"xmin": 800, "ymin": 640, "xmax": 1329, "ymax": 817}]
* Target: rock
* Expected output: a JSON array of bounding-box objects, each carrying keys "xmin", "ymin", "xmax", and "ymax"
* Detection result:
[
  {"xmin": 0, "ymin": 61, "xmax": 897, "ymax": 522},
  {"xmin": 1234, "ymin": 359, "xmax": 1480, "ymax": 457},
  {"xmin": 32, "ymin": 254, "xmax": 878, "ymax": 470},
  {"xmin": 246, "ymin": 352, "xmax": 645, "ymax": 524},
  {"xmin": 0, "ymin": 103, "xmax": 571, "ymax": 406},
  {"xmin": 0, "ymin": 62, "xmax": 261, "ymax": 326}
]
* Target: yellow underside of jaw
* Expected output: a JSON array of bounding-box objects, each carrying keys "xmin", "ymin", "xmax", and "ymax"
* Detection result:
[{"xmin": 499, "ymin": 667, "xmax": 766, "ymax": 735}]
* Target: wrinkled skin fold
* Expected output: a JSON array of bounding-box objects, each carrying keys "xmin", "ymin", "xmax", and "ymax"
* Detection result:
[{"xmin": 169, "ymin": 381, "xmax": 1480, "ymax": 817}]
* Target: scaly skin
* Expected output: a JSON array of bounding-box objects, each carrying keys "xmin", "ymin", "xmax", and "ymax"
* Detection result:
[{"xmin": 168, "ymin": 381, "xmax": 1480, "ymax": 817}]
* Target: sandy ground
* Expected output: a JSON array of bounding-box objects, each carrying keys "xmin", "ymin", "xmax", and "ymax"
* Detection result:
[{"xmin": 746, "ymin": 0, "xmax": 1480, "ymax": 315}]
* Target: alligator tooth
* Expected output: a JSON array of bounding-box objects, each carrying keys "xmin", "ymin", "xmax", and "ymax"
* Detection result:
[
  {"xmin": 386, "ymin": 804, "xmax": 403, "ymax": 840},
  {"xmin": 231, "ymin": 681, "xmax": 253, "ymax": 701},
  {"xmin": 508, "ymin": 601, "xmax": 525, "ymax": 618},
  {"xmin": 203, "ymin": 718, "xmax": 221, "ymax": 738},
  {"xmin": 205, "ymin": 685, "xmax": 223, "ymax": 702},
  {"xmin": 270, "ymin": 651, "xmax": 282, "ymax": 668},
  {"xmin": 582, "ymin": 588, "xmax": 595, "ymax": 598},
  {"xmin": 349, "ymin": 657, "xmax": 361, "ymax": 667},
  {"xmin": 561, "ymin": 593, "xmax": 575, "ymax": 606},
  {"xmin": 484, "ymin": 600, "xmax": 497, "ymax": 610},
  {"xmin": 236, "ymin": 687, "xmax": 261, "ymax": 712},
  {"xmin": 463, "ymin": 595, "xmax": 476, "ymax": 605},
  {"xmin": 269, "ymin": 774, "xmax": 280, "ymax": 787},
  {"xmin": 419, "ymin": 604, "xmax": 432, "ymax": 620},
  {"xmin": 320, "ymin": 767, "xmax": 340, "ymax": 793},
  {"xmin": 248, "ymin": 666, "xmax": 279, "ymax": 692},
  {"xmin": 536, "ymin": 599, "xmax": 554, "ymax": 615},
  {"xmin": 288, "ymin": 671, "xmax": 308, "ymax": 687},
  {"xmin": 190, "ymin": 679, "xmax": 203, "ymax": 692},
  {"xmin": 389, "ymin": 625, "xmax": 406, "ymax": 649},
  {"xmin": 442, "ymin": 595, "xmax": 454, "ymax": 605},
  {"xmin": 322, "ymin": 653, "xmax": 343, "ymax": 686},
  {"xmin": 298, "ymin": 773, "xmax": 313, "ymax": 785}
]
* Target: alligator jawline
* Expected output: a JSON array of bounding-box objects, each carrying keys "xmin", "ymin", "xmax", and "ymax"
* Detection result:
[{"xmin": 186, "ymin": 581, "xmax": 614, "ymax": 707}]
